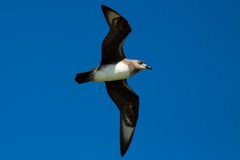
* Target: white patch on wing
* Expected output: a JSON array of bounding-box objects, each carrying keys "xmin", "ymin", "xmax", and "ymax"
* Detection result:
[
  {"xmin": 94, "ymin": 62, "xmax": 131, "ymax": 82},
  {"xmin": 121, "ymin": 118, "xmax": 134, "ymax": 142}
]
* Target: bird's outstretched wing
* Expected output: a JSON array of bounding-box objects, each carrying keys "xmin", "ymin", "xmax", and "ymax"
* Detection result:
[
  {"xmin": 101, "ymin": 5, "xmax": 131, "ymax": 65},
  {"xmin": 105, "ymin": 80, "xmax": 139, "ymax": 157}
]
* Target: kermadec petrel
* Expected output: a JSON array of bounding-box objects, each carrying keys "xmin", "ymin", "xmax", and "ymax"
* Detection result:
[{"xmin": 75, "ymin": 5, "xmax": 152, "ymax": 157}]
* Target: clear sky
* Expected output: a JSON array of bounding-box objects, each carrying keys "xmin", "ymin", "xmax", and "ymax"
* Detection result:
[{"xmin": 0, "ymin": 0, "xmax": 240, "ymax": 159}]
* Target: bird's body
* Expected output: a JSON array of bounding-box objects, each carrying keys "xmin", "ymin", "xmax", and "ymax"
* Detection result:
[
  {"xmin": 75, "ymin": 5, "xmax": 152, "ymax": 157},
  {"xmin": 94, "ymin": 61, "xmax": 131, "ymax": 82}
]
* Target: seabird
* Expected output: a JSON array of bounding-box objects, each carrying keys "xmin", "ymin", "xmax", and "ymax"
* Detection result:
[{"xmin": 75, "ymin": 5, "xmax": 152, "ymax": 157}]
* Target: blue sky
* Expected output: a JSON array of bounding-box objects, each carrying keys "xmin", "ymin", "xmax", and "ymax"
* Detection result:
[{"xmin": 0, "ymin": 0, "xmax": 240, "ymax": 159}]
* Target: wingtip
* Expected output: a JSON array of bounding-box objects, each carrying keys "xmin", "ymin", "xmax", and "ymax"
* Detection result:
[
  {"xmin": 120, "ymin": 132, "xmax": 134, "ymax": 157},
  {"xmin": 101, "ymin": 4, "xmax": 127, "ymax": 30},
  {"xmin": 119, "ymin": 115, "xmax": 136, "ymax": 157},
  {"xmin": 101, "ymin": 4, "xmax": 115, "ymax": 15},
  {"xmin": 101, "ymin": 4, "xmax": 111, "ymax": 12},
  {"xmin": 101, "ymin": 4, "xmax": 105, "ymax": 9},
  {"xmin": 120, "ymin": 144, "xmax": 129, "ymax": 157},
  {"xmin": 121, "ymin": 150, "xmax": 126, "ymax": 157}
]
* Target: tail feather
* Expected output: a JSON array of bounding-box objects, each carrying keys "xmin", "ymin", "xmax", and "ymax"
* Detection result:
[{"xmin": 75, "ymin": 71, "xmax": 92, "ymax": 84}]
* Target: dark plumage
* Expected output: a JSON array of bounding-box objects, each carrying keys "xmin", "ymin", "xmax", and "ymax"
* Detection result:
[{"xmin": 75, "ymin": 5, "xmax": 152, "ymax": 157}]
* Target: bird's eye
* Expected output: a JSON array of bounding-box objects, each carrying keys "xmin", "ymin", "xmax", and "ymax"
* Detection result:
[{"xmin": 138, "ymin": 61, "xmax": 144, "ymax": 65}]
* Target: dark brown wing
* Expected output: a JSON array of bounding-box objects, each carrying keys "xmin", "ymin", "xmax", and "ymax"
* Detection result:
[
  {"xmin": 101, "ymin": 5, "xmax": 131, "ymax": 65},
  {"xmin": 105, "ymin": 80, "xmax": 139, "ymax": 157}
]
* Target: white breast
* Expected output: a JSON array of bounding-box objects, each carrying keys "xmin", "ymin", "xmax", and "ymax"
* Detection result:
[{"xmin": 94, "ymin": 62, "xmax": 131, "ymax": 82}]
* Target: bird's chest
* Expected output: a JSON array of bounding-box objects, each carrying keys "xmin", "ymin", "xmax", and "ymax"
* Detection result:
[{"xmin": 93, "ymin": 62, "xmax": 131, "ymax": 82}]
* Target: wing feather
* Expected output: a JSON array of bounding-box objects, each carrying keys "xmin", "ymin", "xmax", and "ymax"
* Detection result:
[
  {"xmin": 105, "ymin": 80, "xmax": 139, "ymax": 157},
  {"xmin": 101, "ymin": 5, "xmax": 131, "ymax": 65}
]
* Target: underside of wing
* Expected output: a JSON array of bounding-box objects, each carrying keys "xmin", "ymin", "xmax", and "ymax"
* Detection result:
[
  {"xmin": 101, "ymin": 5, "xmax": 132, "ymax": 65},
  {"xmin": 105, "ymin": 80, "xmax": 139, "ymax": 157}
]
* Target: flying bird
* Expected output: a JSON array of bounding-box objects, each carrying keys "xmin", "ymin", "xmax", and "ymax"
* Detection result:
[{"xmin": 75, "ymin": 5, "xmax": 152, "ymax": 157}]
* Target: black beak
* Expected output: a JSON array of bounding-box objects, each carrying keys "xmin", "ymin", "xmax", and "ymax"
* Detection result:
[{"xmin": 146, "ymin": 66, "xmax": 152, "ymax": 70}]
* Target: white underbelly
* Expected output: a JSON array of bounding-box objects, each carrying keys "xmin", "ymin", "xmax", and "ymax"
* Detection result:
[{"xmin": 93, "ymin": 62, "xmax": 131, "ymax": 82}]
